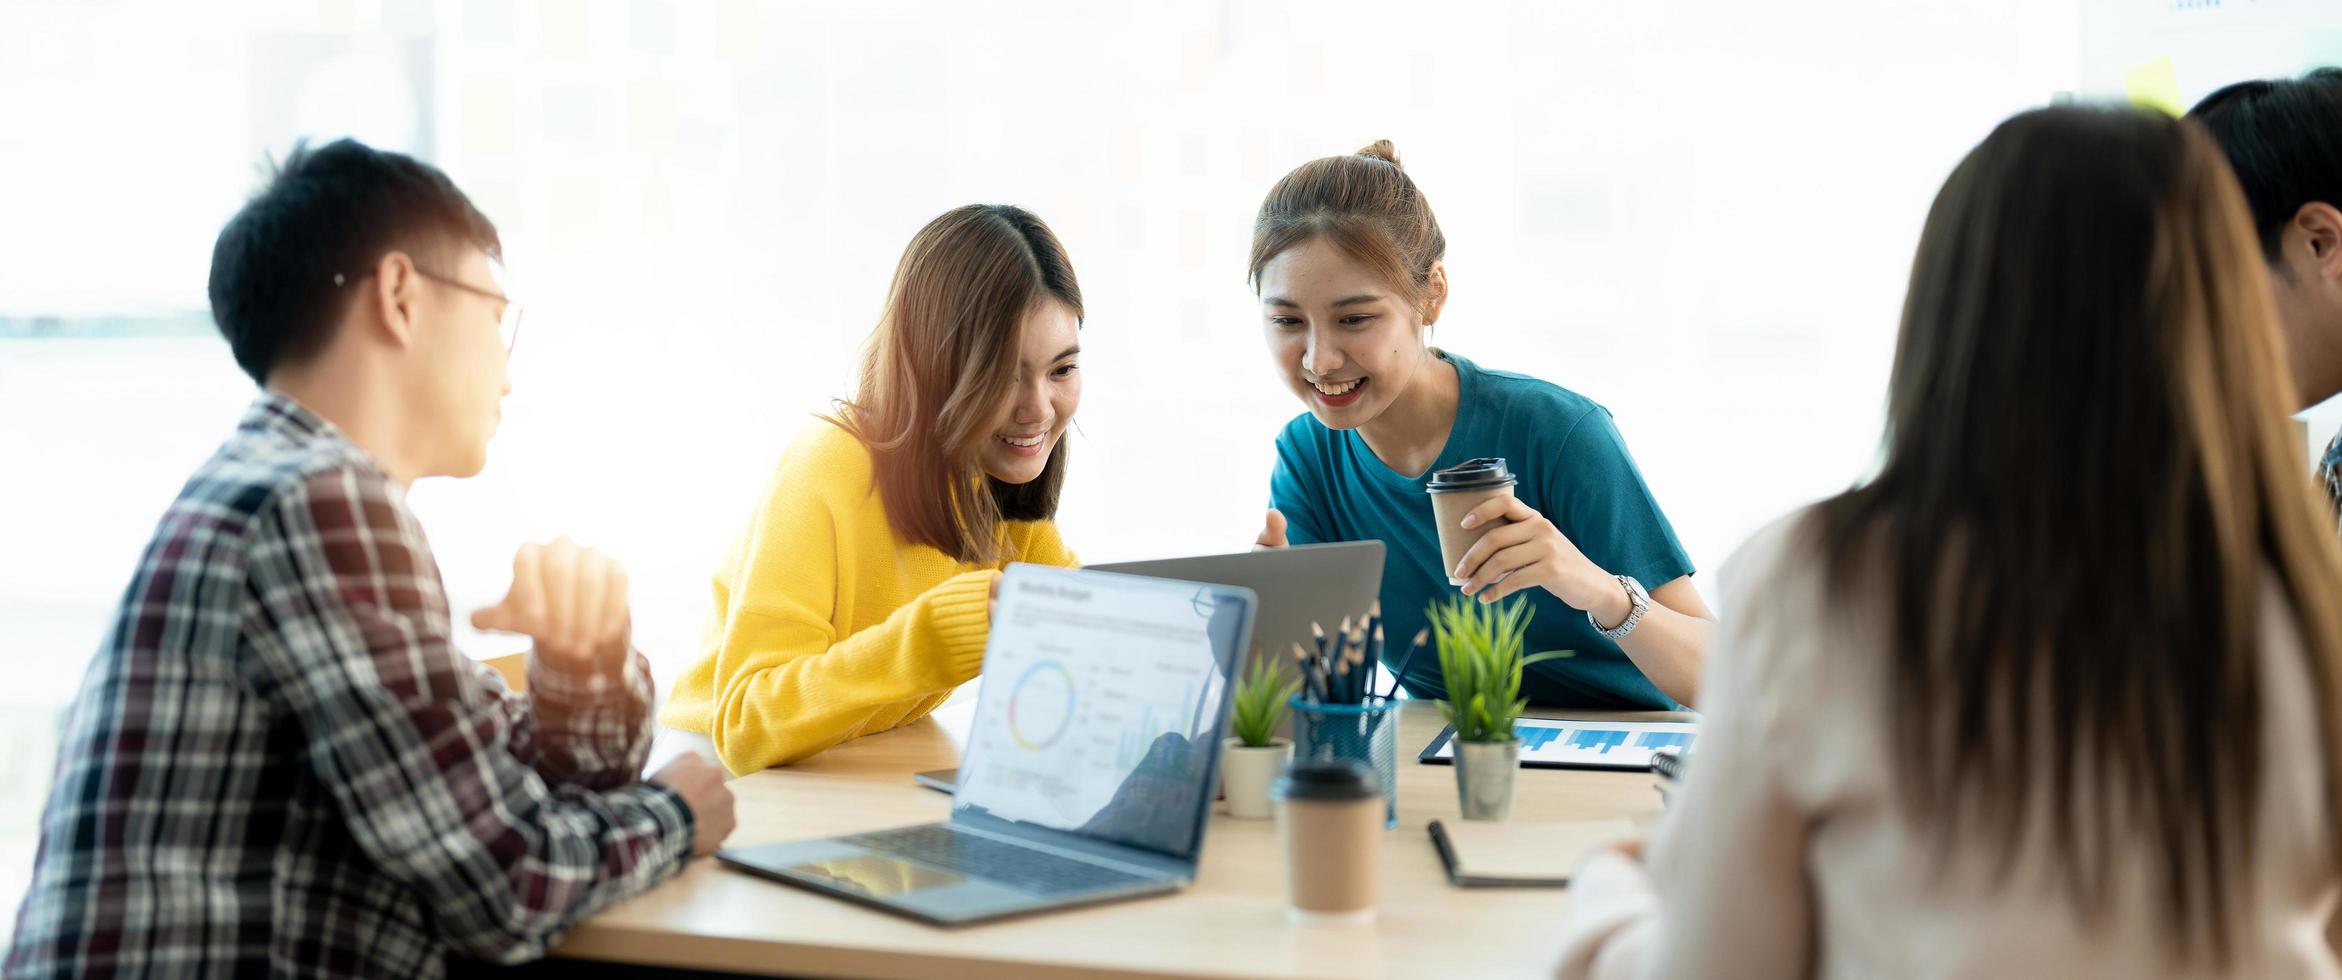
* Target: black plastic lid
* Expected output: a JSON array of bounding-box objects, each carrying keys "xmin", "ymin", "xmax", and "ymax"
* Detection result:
[
  {"xmin": 1425, "ymin": 457, "xmax": 1516, "ymax": 493},
  {"xmin": 1271, "ymin": 759, "xmax": 1381, "ymax": 802}
]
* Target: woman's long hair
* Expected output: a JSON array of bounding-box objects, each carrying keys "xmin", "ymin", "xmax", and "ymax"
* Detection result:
[
  {"xmin": 1813, "ymin": 105, "xmax": 2342, "ymax": 965},
  {"xmin": 833, "ymin": 204, "xmax": 1082, "ymax": 565}
]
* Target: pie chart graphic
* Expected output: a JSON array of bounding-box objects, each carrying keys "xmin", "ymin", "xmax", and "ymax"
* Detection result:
[{"xmin": 1008, "ymin": 660, "xmax": 1076, "ymax": 750}]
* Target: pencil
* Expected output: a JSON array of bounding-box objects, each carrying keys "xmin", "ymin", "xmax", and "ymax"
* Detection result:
[
  {"xmin": 1292, "ymin": 642, "xmax": 1321, "ymax": 703},
  {"xmin": 1384, "ymin": 627, "xmax": 1431, "ymax": 700},
  {"xmin": 1333, "ymin": 617, "xmax": 1353, "ymax": 702}
]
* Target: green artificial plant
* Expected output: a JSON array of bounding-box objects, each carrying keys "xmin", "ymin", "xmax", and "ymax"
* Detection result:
[
  {"xmin": 1428, "ymin": 595, "xmax": 1573, "ymax": 743},
  {"xmin": 1229, "ymin": 653, "xmax": 1302, "ymax": 747}
]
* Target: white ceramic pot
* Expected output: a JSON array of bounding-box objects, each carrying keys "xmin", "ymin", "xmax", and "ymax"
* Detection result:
[{"xmin": 1222, "ymin": 737, "xmax": 1294, "ymax": 820}]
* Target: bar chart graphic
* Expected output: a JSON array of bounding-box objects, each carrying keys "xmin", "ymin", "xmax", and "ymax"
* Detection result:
[{"xmin": 1428, "ymin": 719, "xmax": 1699, "ymax": 770}]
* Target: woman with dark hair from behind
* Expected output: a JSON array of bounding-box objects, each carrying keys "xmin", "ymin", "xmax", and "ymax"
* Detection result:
[
  {"xmin": 1555, "ymin": 105, "xmax": 2342, "ymax": 978},
  {"xmin": 660, "ymin": 204, "xmax": 1085, "ymax": 773}
]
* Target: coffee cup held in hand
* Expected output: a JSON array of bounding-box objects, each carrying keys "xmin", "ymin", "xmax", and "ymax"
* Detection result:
[
  {"xmin": 1426, "ymin": 458, "xmax": 1518, "ymax": 586},
  {"xmin": 1273, "ymin": 760, "xmax": 1382, "ymax": 924}
]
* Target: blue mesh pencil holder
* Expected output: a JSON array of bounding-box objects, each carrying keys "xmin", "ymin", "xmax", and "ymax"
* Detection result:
[{"xmin": 1288, "ymin": 695, "xmax": 1399, "ymax": 828}]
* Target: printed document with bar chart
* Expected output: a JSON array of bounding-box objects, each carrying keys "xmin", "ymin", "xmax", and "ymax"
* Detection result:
[{"xmin": 1418, "ymin": 719, "xmax": 1699, "ymax": 771}]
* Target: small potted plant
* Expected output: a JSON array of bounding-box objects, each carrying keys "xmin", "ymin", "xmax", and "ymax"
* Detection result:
[
  {"xmin": 1222, "ymin": 653, "xmax": 1301, "ymax": 819},
  {"xmin": 1429, "ymin": 595, "xmax": 1570, "ymax": 821}
]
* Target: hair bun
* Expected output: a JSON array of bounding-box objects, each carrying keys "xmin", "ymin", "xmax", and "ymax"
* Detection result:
[{"xmin": 1355, "ymin": 139, "xmax": 1402, "ymax": 168}]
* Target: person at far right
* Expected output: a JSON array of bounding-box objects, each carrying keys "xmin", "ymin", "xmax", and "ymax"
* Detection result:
[
  {"xmin": 2191, "ymin": 67, "xmax": 2342, "ymax": 522},
  {"xmin": 1555, "ymin": 105, "xmax": 2342, "ymax": 980}
]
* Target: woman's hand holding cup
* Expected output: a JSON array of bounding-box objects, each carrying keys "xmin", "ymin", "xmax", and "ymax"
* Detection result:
[{"xmin": 1452, "ymin": 496, "xmax": 1612, "ymax": 610}]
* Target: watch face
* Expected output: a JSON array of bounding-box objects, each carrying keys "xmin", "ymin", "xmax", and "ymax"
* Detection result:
[{"xmin": 1603, "ymin": 576, "xmax": 1649, "ymax": 639}]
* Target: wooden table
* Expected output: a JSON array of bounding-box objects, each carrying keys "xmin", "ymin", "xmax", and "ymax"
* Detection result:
[{"xmin": 553, "ymin": 701, "xmax": 1686, "ymax": 979}]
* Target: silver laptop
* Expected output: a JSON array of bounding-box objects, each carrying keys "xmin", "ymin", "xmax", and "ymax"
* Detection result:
[
  {"xmin": 719, "ymin": 564, "xmax": 1255, "ymax": 926},
  {"xmin": 907, "ymin": 543, "xmax": 1384, "ymax": 797},
  {"xmin": 1092, "ymin": 542, "xmax": 1383, "ymax": 673}
]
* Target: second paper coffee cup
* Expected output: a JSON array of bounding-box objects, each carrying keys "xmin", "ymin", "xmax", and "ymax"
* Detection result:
[
  {"xmin": 1426, "ymin": 458, "xmax": 1518, "ymax": 585},
  {"xmin": 1273, "ymin": 760, "xmax": 1383, "ymax": 924}
]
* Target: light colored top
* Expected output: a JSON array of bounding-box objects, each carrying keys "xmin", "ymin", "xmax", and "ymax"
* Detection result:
[
  {"xmin": 658, "ymin": 421, "xmax": 1078, "ymax": 774},
  {"xmin": 1557, "ymin": 511, "xmax": 2342, "ymax": 980}
]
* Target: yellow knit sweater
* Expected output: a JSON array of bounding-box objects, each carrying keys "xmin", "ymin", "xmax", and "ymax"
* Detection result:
[{"xmin": 659, "ymin": 421, "xmax": 1078, "ymax": 773}]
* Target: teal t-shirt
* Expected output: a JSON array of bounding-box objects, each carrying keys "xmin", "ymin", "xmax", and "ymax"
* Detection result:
[{"xmin": 1269, "ymin": 351, "xmax": 1695, "ymax": 710}]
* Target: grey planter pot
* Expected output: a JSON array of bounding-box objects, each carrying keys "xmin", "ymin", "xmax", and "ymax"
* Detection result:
[{"xmin": 1454, "ymin": 737, "xmax": 1521, "ymax": 821}]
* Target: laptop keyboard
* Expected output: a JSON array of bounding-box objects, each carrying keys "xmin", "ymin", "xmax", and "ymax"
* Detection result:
[{"xmin": 845, "ymin": 825, "xmax": 1154, "ymax": 897}]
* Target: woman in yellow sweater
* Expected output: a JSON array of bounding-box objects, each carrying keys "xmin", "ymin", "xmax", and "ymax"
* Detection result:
[{"xmin": 662, "ymin": 204, "xmax": 1084, "ymax": 772}]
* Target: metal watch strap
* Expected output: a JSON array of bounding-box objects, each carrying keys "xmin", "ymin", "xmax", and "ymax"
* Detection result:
[{"xmin": 1591, "ymin": 575, "xmax": 1650, "ymax": 640}]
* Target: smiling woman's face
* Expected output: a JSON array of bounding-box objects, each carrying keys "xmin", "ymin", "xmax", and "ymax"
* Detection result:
[
  {"xmin": 1258, "ymin": 239, "xmax": 1435, "ymax": 431},
  {"xmin": 977, "ymin": 299, "xmax": 1082, "ymax": 485}
]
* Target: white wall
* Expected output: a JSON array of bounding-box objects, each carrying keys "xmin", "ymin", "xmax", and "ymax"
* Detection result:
[
  {"xmin": 0, "ymin": 0, "xmax": 2087, "ymax": 671},
  {"xmin": 0, "ymin": 0, "xmax": 2096, "ymax": 925}
]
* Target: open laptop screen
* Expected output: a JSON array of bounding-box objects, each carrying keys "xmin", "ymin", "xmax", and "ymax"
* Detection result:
[{"xmin": 954, "ymin": 564, "xmax": 1250, "ymax": 862}]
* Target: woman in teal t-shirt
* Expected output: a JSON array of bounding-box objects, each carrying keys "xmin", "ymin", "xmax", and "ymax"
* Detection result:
[{"xmin": 1249, "ymin": 140, "xmax": 1716, "ymax": 710}]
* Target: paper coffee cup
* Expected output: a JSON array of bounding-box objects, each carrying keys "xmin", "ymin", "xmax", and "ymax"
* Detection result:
[
  {"xmin": 1273, "ymin": 760, "xmax": 1382, "ymax": 923},
  {"xmin": 1426, "ymin": 458, "xmax": 1518, "ymax": 586}
]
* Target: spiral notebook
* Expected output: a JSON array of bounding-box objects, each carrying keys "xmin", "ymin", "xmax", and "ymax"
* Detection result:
[{"xmin": 1426, "ymin": 818, "xmax": 1640, "ymax": 887}]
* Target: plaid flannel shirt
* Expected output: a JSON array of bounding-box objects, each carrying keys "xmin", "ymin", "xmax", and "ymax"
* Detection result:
[
  {"xmin": 5, "ymin": 393, "xmax": 694, "ymax": 978},
  {"xmin": 2324, "ymin": 426, "xmax": 2342, "ymax": 530}
]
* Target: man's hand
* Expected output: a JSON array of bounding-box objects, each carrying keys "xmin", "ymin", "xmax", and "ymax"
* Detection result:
[
  {"xmin": 471, "ymin": 537, "xmax": 631, "ymax": 671},
  {"xmin": 1254, "ymin": 509, "xmax": 1289, "ymax": 550},
  {"xmin": 648, "ymin": 753, "xmax": 738, "ymax": 857}
]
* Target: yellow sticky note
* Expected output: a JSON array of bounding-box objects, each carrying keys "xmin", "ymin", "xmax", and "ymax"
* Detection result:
[
  {"xmin": 551, "ymin": 176, "xmax": 601, "ymax": 249},
  {"xmin": 540, "ymin": 0, "xmax": 591, "ymax": 58},
  {"xmin": 317, "ymin": 0, "xmax": 357, "ymax": 33},
  {"xmin": 2124, "ymin": 56, "xmax": 2185, "ymax": 117},
  {"xmin": 717, "ymin": 0, "xmax": 759, "ymax": 63},
  {"xmin": 641, "ymin": 181, "xmax": 673, "ymax": 241},
  {"xmin": 629, "ymin": 79, "xmax": 678, "ymax": 155},
  {"xmin": 462, "ymin": 78, "xmax": 517, "ymax": 157}
]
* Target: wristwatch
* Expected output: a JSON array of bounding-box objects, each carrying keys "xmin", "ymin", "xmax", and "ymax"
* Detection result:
[{"xmin": 1590, "ymin": 575, "xmax": 1650, "ymax": 640}]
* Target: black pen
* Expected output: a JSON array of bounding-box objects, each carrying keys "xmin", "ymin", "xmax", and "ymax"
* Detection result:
[{"xmin": 1346, "ymin": 620, "xmax": 1368, "ymax": 703}]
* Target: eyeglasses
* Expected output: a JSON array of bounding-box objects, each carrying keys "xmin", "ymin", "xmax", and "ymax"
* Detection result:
[
  {"xmin": 333, "ymin": 265, "xmax": 524, "ymax": 352},
  {"xmin": 415, "ymin": 267, "xmax": 523, "ymax": 353}
]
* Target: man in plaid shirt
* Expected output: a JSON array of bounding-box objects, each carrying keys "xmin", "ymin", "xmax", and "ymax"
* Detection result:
[{"xmin": 5, "ymin": 140, "xmax": 737, "ymax": 977}]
